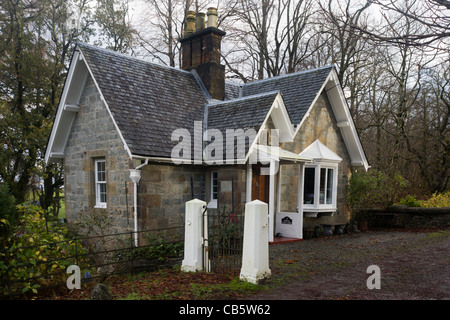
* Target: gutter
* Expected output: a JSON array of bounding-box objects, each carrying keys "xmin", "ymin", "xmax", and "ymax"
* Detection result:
[{"xmin": 129, "ymin": 159, "xmax": 148, "ymax": 246}]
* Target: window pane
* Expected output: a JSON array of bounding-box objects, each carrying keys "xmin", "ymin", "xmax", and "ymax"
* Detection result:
[
  {"xmin": 99, "ymin": 183, "xmax": 107, "ymax": 203},
  {"xmin": 97, "ymin": 161, "xmax": 106, "ymax": 182},
  {"xmin": 320, "ymin": 168, "xmax": 326, "ymax": 204},
  {"xmin": 212, "ymin": 172, "xmax": 218, "ymax": 200},
  {"xmin": 304, "ymin": 167, "xmax": 315, "ymax": 204},
  {"xmin": 98, "ymin": 171, "xmax": 106, "ymax": 182},
  {"xmin": 326, "ymin": 169, "xmax": 334, "ymax": 204}
]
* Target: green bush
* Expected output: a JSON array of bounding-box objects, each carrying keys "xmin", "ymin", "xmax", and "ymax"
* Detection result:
[
  {"xmin": 421, "ymin": 191, "xmax": 450, "ymax": 208},
  {"xmin": 347, "ymin": 170, "xmax": 408, "ymax": 213},
  {"xmin": 0, "ymin": 203, "xmax": 87, "ymax": 296},
  {"xmin": 395, "ymin": 195, "xmax": 422, "ymax": 207},
  {"xmin": 123, "ymin": 232, "xmax": 184, "ymax": 263},
  {"xmin": 0, "ymin": 183, "xmax": 18, "ymax": 247},
  {"xmin": 395, "ymin": 191, "xmax": 450, "ymax": 208}
]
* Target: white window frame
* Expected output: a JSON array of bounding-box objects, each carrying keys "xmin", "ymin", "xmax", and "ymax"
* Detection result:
[
  {"xmin": 208, "ymin": 171, "xmax": 218, "ymax": 209},
  {"xmin": 303, "ymin": 162, "xmax": 338, "ymax": 212},
  {"xmin": 94, "ymin": 159, "xmax": 107, "ymax": 208}
]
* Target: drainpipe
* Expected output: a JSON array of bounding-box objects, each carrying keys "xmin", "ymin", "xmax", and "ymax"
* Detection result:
[{"xmin": 129, "ymin": 159, "xmax": 148, "ymax": 247}]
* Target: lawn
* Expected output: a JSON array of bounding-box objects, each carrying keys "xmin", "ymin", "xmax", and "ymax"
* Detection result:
[{"xmin": 52, "ymin": 266, "xmax": 265, "ymax": 300}]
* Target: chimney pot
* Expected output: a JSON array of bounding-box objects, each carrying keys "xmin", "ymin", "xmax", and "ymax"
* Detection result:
[
  {"xmin": 185, "ymin": 11, "xmax": 196, "ymax": 35},
  {"xmin": 196, "ymin": 12, "xmax": 205, "ymax": 31},
  {"xmin": 207, "ymin": 8, "xmax": 218, "ymax": 28}
]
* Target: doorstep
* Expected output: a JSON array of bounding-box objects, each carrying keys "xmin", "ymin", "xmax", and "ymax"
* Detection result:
[{"xmin": 270, "ymin": 236, "xmax": 302, "ymax": 245}]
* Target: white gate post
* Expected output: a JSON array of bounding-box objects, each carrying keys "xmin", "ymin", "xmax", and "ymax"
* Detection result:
[
  {"xmin": 181, "ymin": 199, "xmax": 206, "ymax": 272},
  {"xmin": 240, "ymin": 200, "xmax": 271, "ymax": 284}
]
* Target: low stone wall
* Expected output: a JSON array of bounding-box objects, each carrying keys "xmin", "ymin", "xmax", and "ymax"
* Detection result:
[{"xmin": 367, "ymin": 206, "xmax": 450, "ymax": 229}]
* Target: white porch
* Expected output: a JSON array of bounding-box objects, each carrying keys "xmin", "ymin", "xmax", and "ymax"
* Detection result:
[{"xmin": 245, "ymin": 141, "xmax": 343, "ymax": 243}]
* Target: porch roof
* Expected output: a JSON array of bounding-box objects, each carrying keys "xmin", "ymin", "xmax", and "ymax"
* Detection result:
[
  {"xmin": 253, "ymin": 145, "xmax": 312, "ymax": 163},
  {"xmin": 298, "ymin": 139, "xmax": 343, "ymax": 162}
]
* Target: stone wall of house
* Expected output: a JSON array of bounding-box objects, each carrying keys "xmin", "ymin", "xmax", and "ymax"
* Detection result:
[
  {"xmin": 137, "ymin": 163, "xmax": 206, "ymax": 232},
  {"xmin": 209, "ymin": 165, "xmax": 247, "ymax": 214},
  {"xmin": 280, "ymin": 92, "xmax": 353, "ymax": 231},
  {"xmin": 137, "ymin": 163, "xmax": 247, "ymax": 234},
  {"xmin": 64, "ymin": 77, "xmax": 134, "ymax": 235}
]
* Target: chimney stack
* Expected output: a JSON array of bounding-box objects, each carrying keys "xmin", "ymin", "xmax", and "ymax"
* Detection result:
[{"xmin": 180, "ymin": 8, "xmax": 226, "ymax": 101}]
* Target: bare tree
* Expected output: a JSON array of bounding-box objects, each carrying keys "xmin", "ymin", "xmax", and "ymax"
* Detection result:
[
  {"xmin": 317, "ymin": 0, "xmax": 372, "ymax": 88},
  {"xmin": 223, "ymin": 0, "xmax": 319, "ymax": 81},
  {"xmin": 357, "ymin": 0, "xmax": 450, "ymax": 50},
  {"xmin": 136, "ymin": 0, "xmax": 219, "ymax": 67}
]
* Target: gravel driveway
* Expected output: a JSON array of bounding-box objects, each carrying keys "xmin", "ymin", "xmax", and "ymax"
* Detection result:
[{"xmin": 241, "ymin": 229, "xmax": 449, "ymax": 300}]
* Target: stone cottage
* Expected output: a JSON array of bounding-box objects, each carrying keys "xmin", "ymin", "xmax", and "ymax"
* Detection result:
[{"xmin": 45, "ymin": 9, "xmax": 369, "ymax": 243}]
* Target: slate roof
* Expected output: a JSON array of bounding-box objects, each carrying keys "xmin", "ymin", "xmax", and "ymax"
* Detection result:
[
  {"xmin": 241, "ymin": 66, "xmax": 333, "ymax": 126},
  {"xmin": 78, "ymin": 43, "xmax": 208, "ymax": 158},
  {"xmin": 207, "ymin": 91, "xmax": 278, "ymax": 132},
  {"xmin": 207, "ymin": 92, "xmax": 279, "ymax": 161},
  {"xmin": 77, "ymin": 43, "xmax": 333, "ymax": 159}
]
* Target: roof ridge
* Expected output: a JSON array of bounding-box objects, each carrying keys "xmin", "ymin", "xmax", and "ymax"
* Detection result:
[
  {"xmin": 207, "ymin": 90, "xmax": 280, "ymax": 108},
  {"xmin": 244, "ymin": 65, "xmax": 334, "ymax": 86},
  {"xmin": 76, "ymin": 42, "xmax": 192, "ymax": 75}
]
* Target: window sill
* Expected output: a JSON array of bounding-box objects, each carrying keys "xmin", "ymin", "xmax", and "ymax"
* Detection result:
[
  {"xmin": 94, "ymin": 204, "xmax": 107, "ymax": 209},
  {"xmin": 303, "ymin": 207, "xmax": 336, "ymax": 218},
  {"xmin": 207, "ymin": 200, "xmax": 217, "ymax": 209}
]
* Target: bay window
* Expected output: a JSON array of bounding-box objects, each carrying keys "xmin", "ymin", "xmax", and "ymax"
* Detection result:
[
  {"xmin": 299, "ymin": 140, "xmax": 342, "ymax": 214},
  {"xmin": 303, "ymin": 163, "xmax": 338, "ymax": 212}
]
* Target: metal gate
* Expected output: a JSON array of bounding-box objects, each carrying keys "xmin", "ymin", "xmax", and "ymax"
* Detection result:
[{"xmin": 202, "ymin": 206, "xmax": 244, "ymax": 276}]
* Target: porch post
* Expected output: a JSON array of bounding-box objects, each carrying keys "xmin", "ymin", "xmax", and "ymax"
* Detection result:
[
  {"xmin": 276, "ymin": 164, "xmax": 281, "ymax": 214},
  {"xmin": 268, "ymin": 159, "xmax": 276, "ymax": 243},
  {"xmin": 246, "ymin": 161, "xmax": 252, "ymax": 203},
  {"xmin": 297, "ymin": 163, "xmax": 305, "ymax": 239}
]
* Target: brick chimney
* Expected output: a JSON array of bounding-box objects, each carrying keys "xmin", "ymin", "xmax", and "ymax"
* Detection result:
[{"xmin": 180, "ymin": 8, "xmax": 226, "ymax": 100}]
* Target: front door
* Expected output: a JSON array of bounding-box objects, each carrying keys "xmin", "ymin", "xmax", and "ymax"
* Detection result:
[{"xmin": 252, "ymin": 166, "xmax": 270, "ymax": 203}]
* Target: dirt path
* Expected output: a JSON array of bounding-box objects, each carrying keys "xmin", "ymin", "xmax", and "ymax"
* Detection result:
[{"xmin": 241, "ymin": 229, "xmax": 450, "ymax": 300}]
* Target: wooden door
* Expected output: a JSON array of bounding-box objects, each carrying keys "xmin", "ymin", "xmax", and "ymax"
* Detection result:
[{"xmin": 252, "ymin": 167, "xmax": 269, "ymax": 203}]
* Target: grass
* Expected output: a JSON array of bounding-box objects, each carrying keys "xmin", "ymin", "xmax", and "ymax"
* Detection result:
[
  {"xmin": 60, "ymin": 265, "xmax": 268, "ymax": 300},
  {"xmin": 425, "ymin": 230, "xmax": 450, "ymax": 239}
]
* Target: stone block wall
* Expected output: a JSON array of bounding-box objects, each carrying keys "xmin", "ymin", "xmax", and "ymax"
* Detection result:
[
  {"xmin": 137, "ymin": 163, "xmax": 247, "ymax": 232},
  {"xmin": 137, "ymin": 163, "xmax": 206, "ymax": 232},
  {"xmin": 64, "ymin": 77, "xmax": 133, "ymax": 235},
  {"xmin": 210, "ymin": 165, "xmax": 247, "ymax": 214},
  {"xmin": 367, "ymin": 206, "xmax": 450, "ymax": 229}
]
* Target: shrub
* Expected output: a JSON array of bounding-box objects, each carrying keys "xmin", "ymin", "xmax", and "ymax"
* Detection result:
[
  {"xmin": 119, "ymin": 231, "xmax": 184, "ymax": 264},
  {"xmin": 0, "ymin": 183, "xmax": 17, "ymax": 247},
  {"xmin": 347, "ymin": 170, "xmax": 408, "ymax": 213},
  {"xmin": 395, "ymin": 195, "xmax": 422, "ymax": 207},
  {"xmin": 394, "ymin": 191, "xmax": 450, "ymax": 208},
  {"xmin": 0, "ymin": 203, "xmax": 88, "ymax": 296},
  {"xmin": 421, "ymin": 191, "xmax": 450, "ymax": 208}
]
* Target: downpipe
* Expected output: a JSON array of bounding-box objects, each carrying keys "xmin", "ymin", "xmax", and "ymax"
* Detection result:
[{"xmin": 129, "ymin": 159, "xmax": 148, "ymax": 247}]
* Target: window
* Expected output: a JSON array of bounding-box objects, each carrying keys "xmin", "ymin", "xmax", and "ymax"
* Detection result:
[
  {"xmin": 299, "ymin": 140, "xmax": 342, "ymax": 213},
  {"xmin": 320, "ymin": 167, "xmax": 334, "ymax": 205},
  {"xmin": 303, "ymin": 164, "xmax": 337, "ymax": 211},
  {"xmin": 303, "ymin": 167, "xmax": 315, "ymax": 204},
  {"xmin": 208, "ymin": 171, "xmax": 218, "ymax": 208},
  {"xmin": 95, "ymin": 159, "xmax": 107, "ymax": 208}
]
